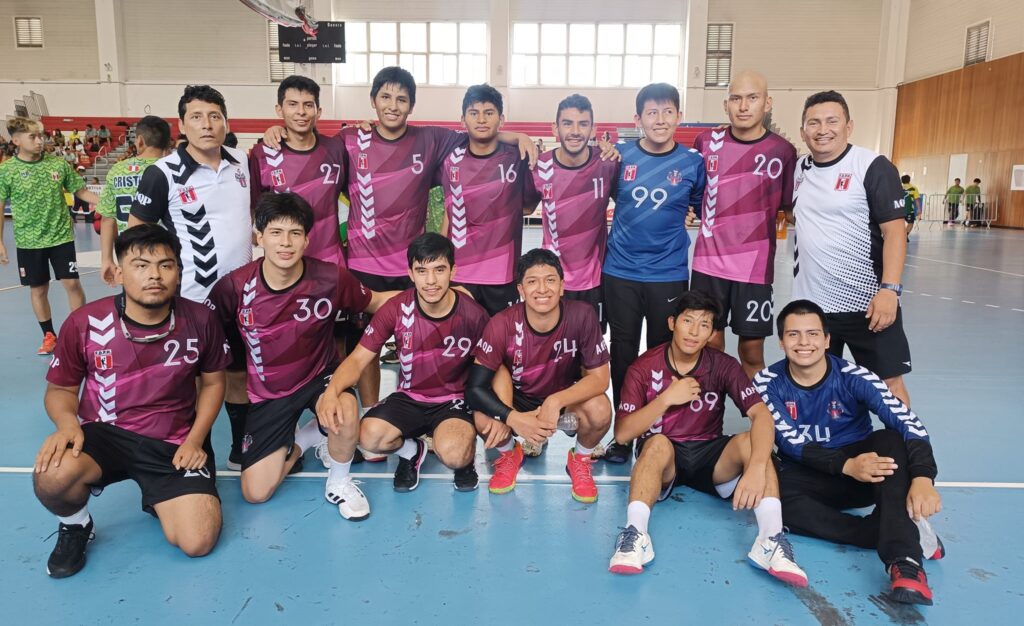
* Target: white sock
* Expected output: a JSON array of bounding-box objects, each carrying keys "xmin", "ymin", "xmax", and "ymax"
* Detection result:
[
  {"xmin": 396, "ymin": 438, "xmax": 418, "ymax": 460},
  {"xmin": 294, "ymin": 419, "xmax": 323, "ymax": 453},
  {"xmin": 327, "ymin": 453, "xmax": 352, "ymax": 484},
  {"xmin": 496, "ymin": 438, "xmax": 515, "ymax": 453},
  {"xmin": 58, "ymin": 506, "xmax": 91, "ymax": 527},
  {"xmin": 626, "ymin": 501, "xmax": 651, "ymax": 535},
  {"xmin": 754, "ymin": 497, "xmax": 783, "ymax": 541},
  {"xmin": 574, "ymin": 441, "xmax": 594, "ymax": 457}
]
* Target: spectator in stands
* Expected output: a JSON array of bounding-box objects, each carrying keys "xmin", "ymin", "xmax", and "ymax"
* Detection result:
[
  {"xmin": 964, "ymin": 178, "xmax": 982, "ymax": 227},
  {"xmin": 52, "ymin": 129, "xmax": 65, "ymax": 147},
  {"xmin": 86, "ymin": 139, "xmax": 100, "ymax": 154},
  {"xmin": 62, "ymin": 148, "xmax": 77, "ymax": 166},
  {"xmin": 944, "ymin": 178, "xmax": 963, "ymax": 225},
  {"xmin": 68, "ymin": 128, "xmax": 80, "ymax": 144},
  {"xmin": 85, "ymin": 124, "xmax": 97, "ymax": 144},
  {"xmin": 98, "ymin": 125, "xmax": 111, "ymax": 146}
]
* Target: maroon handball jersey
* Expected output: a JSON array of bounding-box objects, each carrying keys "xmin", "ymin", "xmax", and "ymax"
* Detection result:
[
  {"xmin": 46, "ymin": 296, "xmax": 232, "ymax": 445},
  {"xmin": 473, "ymin": 300, "xmax": 609, "ymax": 399},
  {"xmin": 249, "ymin": 134, "xmax": 348, "ymax": 267},
  {"xmin": 530, "ymin": 150, "xmax": 618, "ymax": 291},
  {"xmin": 360, "ymin": 289, "xmax": 489, "ymax": 403},
  {"xmin": 438, "ymin": 143, "xmax": 541, "ymax": 285},
  {"xmin": 344, "ymin": 125, "xmax": 465, "ymax": 277},
  {"xmin": 210, "ymin": 258, "xmax": 371, "ymax": 402},
  {"xmin": 618, "ymin": 344, "xmax": 761, "ymax": 443}
]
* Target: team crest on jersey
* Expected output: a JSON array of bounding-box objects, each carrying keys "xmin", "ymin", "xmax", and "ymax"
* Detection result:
[
  {"xmin": 785, "ymin": 401, "xmax": 798, "ymax": 420},
  {"xmin": 235, "ymin": 170, "xmax": 247, "ymax": 188},
  {"xmin": 828, "ymin": 400, "xmax": 843, "ymax": 419},
  {"xmin": 623, "ymin": 164, "xmax": 638, "ymax": 182},
  {"xmin": 402, "ymin": 332, "xmax": 413, "ymax": 350},
  {"xmin": 358, "ymin": 153, "xmax": 368, "ymax": 170},
  {"xmin": 667, "ymin": 170, "xmax": 683, "ymax": 186},
  {"xmin": 271, "ymin": 169, "xmax": 286, "ymax": 186},
  {"xmin": 542, "ymin": 183, "xmax": 553, "ymax": 200},
  {"xmin": 449, "ymin": 165, "xmax": 460, "ymax": 182},
  {"xmin": 178, "ymin": 186, "xmax": 198, "ymax": 204},
  {"xmin": 239, "ymin": 308, "xmax": 254, "ymax": 327},
  {"xmin": 93, "ymin": 350, "xmax": 113, "ymax": 370},
  {"xmin": 51, "ymin": 171, "xmax": 61, "ymax": 181},
  {"xmin": 706, "ymin": 154, "xmax": 718, "ymax": 173},
  {"xmin": 835, "ymin": 173, "xmax": 852, "ymax": 191},
  {"xmin": 513, "ymin": 349, "xmax": 523, "ymax": 367},
  {"xmin": 128, "ymin": 164, "xmax": 141, "ymax": 173}
]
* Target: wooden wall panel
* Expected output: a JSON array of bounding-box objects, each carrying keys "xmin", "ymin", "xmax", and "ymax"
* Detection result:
[{"xmin": 893, "ymin": 52, "xmax": 1024, "ymax": 228}]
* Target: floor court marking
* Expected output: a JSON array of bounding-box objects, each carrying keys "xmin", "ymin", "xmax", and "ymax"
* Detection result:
[
  {"xmin": 0, "ymin": 270, "xmax": 100, "ymax": 292},
  {"xmin": 905, "ymin": 254, "xmax": 1024, "ymax": 278}
]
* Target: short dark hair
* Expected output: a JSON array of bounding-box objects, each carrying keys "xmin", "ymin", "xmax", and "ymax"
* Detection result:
[
  {"xmin": 635, "ymin": 83, "xmax": 679, "ymax": 116},
  {"xmin": 254, "ymin": 192, "xmax": 314, "ymax": 233},
  {"xmin": 973, "ymin": 178, "xmax": 981, "ymax": 184},
  {"xmin": 462, "ymin": 84, "xmax": 504, "ymax": 116},
  {"xmin": 223, "ymin": 132, "xmax": 238, "ymax": 148},
  {"xmin": 115, "ymin": 224, "xmax": 181, "ymax": 262},
  {"xmin": 802, "ymin": 90, "xmax": 850, "ymax": 123},
  {"xmin": 278, "ymin": 75, "xmax": 321, "ymax": 107},
  {"xmin": 407, "ymin": 232, "xmax": 455, "ymax": 268},
  {"xmin": 178, "ymin": 85, "xmax": 227, "ymax": 120},
  {"xmin": 776, "ymin": 299, "xmax": 829, "ymax": 339},
  {"xmin": 556, "ymin": 94, "xmax": 593, "ymax": 122},
  {"xmin": 371, "ymin": 66, "xmax": 417, "ymax": 107},
  {"xmin": 900, "ymin": 174, "xmax": 911, "ymax": 184},
  {"xmin": 672, "ymin": 289, "xmax": 721, "ymax": 319},
  {"xmin": 135, "ymin": 115, "xmax": 171, "ymax": 151},
  {"xmin": 954, "ymin": 177, "xmax": 961, "ymax": 182},
  {"xmin": 516, "ymin": 248, "xmax": 563, "ymax": 284}
]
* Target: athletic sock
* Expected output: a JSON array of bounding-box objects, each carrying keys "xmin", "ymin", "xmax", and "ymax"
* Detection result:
[
  {"xmin": 574, "ymin": 441, "xmax": 594, "ymax": 457},
  {"xmin": 396, "ymin": 438, "xmax": 418, "ymax": 460},
  {"xmin": 496, "ymin": 438, "xmax": 515, "ymax": 453},
  {"xmin": 294, "ymin": 419, "xmax": 323, "ymax": 454},
  {"xmin": 57, "ymin": 506, "xmax": 91, "ymax": 527},
  {"xmin": 327, "ymin": 453, "xmax": 352, "ymax": 483},
  {"xmin": 39, "ymin": 319, "xmax": 55, "ymax": 336},
  {"xmin": 626, "ymin": 501, "xmax": 651, "ymax": 535},
  {"xmin": 714, "ymin": 475, "xmax": 740, "ymax": 498},
  {"xmin": 224, "ymin": 402, "xmax": 249, "ymax": 451},
  {"xmin": 754, "ymin": 496, "xmax": 783, "ymax": 541}
]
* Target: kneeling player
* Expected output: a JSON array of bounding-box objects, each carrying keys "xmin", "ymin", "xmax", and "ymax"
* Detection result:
[
  {"xmin": 34, "ymin": 225, "xmax": 229, "ymax": 578},
  {"xmin": 210, "ymin": 193, "xmax": 392, "ymax": 520},
  {"xmin": 317, "ymin": 233, "xmax": 489, "ymax": 492},
  {"xmin": 754, "ymin": 300, "xmax": 943, "ymax": 605},
  {"xmin": 608, "ymin": 290, "xmax": 806, "ymax": 586},
  {"xmin": 467, "ymin": 249, "xmax": 612, "ymax": 501}
]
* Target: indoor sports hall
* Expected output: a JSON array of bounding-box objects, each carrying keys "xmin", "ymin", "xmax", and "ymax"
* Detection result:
[{"xmin": 1, "ymin": 1, "xmax": 1022, "ymax": 624}]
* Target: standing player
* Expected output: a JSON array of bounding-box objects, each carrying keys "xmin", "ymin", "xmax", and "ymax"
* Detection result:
[
  {"xmin": 211, "ymin": 194, "xmax": 392, "ymax": 519},
  {"xmin": 607, "ymin": 290, "xmax": 806, "ymax": 585},
  {"xmin": 0, "ymin": 117, "xmax": 97, "ymax": 355},
  {"xmin": 602, "ymin": 83, "xmax": 706, "ymax": 462},
  {"xmin": 130, "ymin": 85, "xmax": 255, "ymax": 464},
  {"xmin": 97, "ymin": 115, "xmax": 172, "ymax": 286},
  {"xmin": 530, "ymin": 94, "xmax": 619, "ymax": 326},
  {"xmin": 33, "ymin": 225, "xmax": 229, "ymax": 578},
  {"xmin": 691, "ymin": 71, "xmax": 797, "ymax": 378},
  {"xmin": 317, "ymin": 233, "xmax": 489, "ymax": 492},
  {"xmin": 438, "ymin": 84, "xmax": 541, "ymax": 315},
  {"xmin": 793, "ymin": 90, "xmax": 912, "ymax": 405},
  {"xmin": 901, "ymin": 175, "xmax": 921, "ymax": 239},
  {"xmin": 754, "ymin": 300, "xmax": 942, "ymax": 605},
  {"xmin": 467, "ymin": 249, "xmax": 611, "ymax": 501}
]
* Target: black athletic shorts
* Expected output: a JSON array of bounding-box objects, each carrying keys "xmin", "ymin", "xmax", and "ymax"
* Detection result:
[
  {"xmin": 363, "ymin": 392, "xmax": 473, "ymax": 439},
  {"xmin": 79, "ymin": 421, "xmax": 218, "ymax": 515},
  {"xmin": 635, "ymin": 435, "xmax": 733, "ymax": 500},
  {"xmin": 460, "ymin": 282, "xmax": 519, "ymax": 317},
  {"xmin": 690, "ymin": 270, "xmax": 774, "ymax": 338},
  {"xmin": 512, "ymin": 389, "xmax": 572, "ymax": 414},
  {"xmin": 346, "ymin": 270, "xmax": 412, "ymax": 348},
  {"xmin": 565, "ymin": 286, "xmax": 605, "ymax": 330},
  {"xmin": 825, "ymin": 307, "xmax": 912, "ymax": 380},
  {"xmin": 241, "ymin": 368, "xmax": 352, "ymax": 469},
  {"xmin": 904, "ymin": 213, "xmax": 916, "ymax": 224},
  {"xmin": 17, "ymin": 241, "xmax": 79, "ymax": 287}
]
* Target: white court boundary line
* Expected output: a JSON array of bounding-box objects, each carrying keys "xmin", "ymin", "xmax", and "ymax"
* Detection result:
[
  {"xmin": 905, "ymin": 254, "xmax": 1024, "ymax": 278},
  {"xmin": 1, "ymin": 466, "xmax": 1021, "ymax": 488}
]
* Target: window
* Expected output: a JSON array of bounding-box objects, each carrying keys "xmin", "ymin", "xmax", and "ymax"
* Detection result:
[
  {"xmin": 705, "ymin": 23, "xmax": 733, "ymax": 87},
  {"xmin": 511, "ymin": 22, "xmax": 681, "ymax": 87},
  {"xmin": 337, "ymin": 21, "xmax": 487, "ymax": 86},
  {"xmin": 14, "ymin": 17, "xmax": 43, "ymax": 48},
  {"xmin": 964, "ymin": 21, "xmax": 990, "ymax": 67},
  {"xmin": 267, "ymin": 22, "xmax": 295, "ymax": 82}
]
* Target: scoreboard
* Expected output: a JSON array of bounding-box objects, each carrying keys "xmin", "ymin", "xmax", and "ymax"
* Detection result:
[{"xmin": 278, "ymin": 21, "xmax": 345, "ymax": 63}]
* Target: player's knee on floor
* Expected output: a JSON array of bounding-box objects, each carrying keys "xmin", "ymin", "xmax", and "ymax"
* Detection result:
[{"xmin": 174, "ymin": 529, "xmax": 220, "ymax": 558}]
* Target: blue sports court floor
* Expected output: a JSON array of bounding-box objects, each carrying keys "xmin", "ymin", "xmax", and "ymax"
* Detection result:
[{"xmin": 1, "ymin": 220, "xmax": 1022, "ymax": 625}]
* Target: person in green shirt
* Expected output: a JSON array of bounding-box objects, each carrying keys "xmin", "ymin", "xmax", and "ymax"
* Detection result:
[
  {"xmin": 944, "ymin": 178, "xmax": 964, "ymax": 224},
  {"xmin": 0, "ymin": 117, "xmax": 99, "ymax": 355},
  {"xmin": 96, "ymin": 115, "xmax": 172, "ymax": 285},
  {"xmin": 964, "ymin": 178, "xmax": 982, "ymax": 227},
  {"xmin": 901, "ymin": 174, "xmax": 921, "ymax": 239}
]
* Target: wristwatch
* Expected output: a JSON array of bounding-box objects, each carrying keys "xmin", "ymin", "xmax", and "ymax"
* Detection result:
[{"xmin": 879, "ymin": 282, "xmax": 903, "ymax": 296}]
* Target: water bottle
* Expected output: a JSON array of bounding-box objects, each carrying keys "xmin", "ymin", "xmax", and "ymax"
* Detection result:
[
  {"xmin": 557, "ymin": 412, "xmax": 579, "ymax": 437},
  {"xmin": 775, "ymin": 210, "xmax": 788, "ymax": 239}
]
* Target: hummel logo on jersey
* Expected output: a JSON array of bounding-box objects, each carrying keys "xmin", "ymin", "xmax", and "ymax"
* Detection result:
[
  {"xmin": 707, "ymin": 154, "xmax": 718, "ymax": 173},
  {"xmin": 623, "ymin": 164, "xmax": 638, "ymax": 181},
  {"xmin": 234, "ymin": 170, "xmax": 247, "ymax": 188},
  {"xmin": 542, "ymin": 183, "xmax": 553, "ymax": 200},
  {"xmin": 178, "ymin": 186, "xmax": 198, "ymax": 204},
  {"xmin": 358, "ymin": 153, "xmax": 368, "ymax": 170},
  {"xmin": 835, "ymin": 173, "xmax": 852, "ymax": 191},
  {"xmin": 667, "ymin": 170, "xmax": 683, "ymax": 186},
  {"xmin": 449, "ymin": 165, "xmax": 460, "ymax": 182},
  {"xmin": 271, "ymin": 169, "xmax": 286, "ymax": 186},
  {"xmin": 785, "ymin": 401, "xmax": 798, "ymax": 420},
  {"xmin": 93, "ymin": 350, "xmax": 113, "ymax": 370}
]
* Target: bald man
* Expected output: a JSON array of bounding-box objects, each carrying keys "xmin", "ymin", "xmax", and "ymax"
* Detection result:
[{"xmin": 690, "ymin": 71, "xmax": 797, "ymax": 377}]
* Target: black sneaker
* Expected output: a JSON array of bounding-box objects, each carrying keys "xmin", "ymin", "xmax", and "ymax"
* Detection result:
[
  {"xmin": 453, "ymin": 463, "xmax": 479, "ymax": 492},
  {"xmin": 380, "ymin": 349, "xmax": 400, "ymax": 365},
  {"xmin": 393, "ymin": 439, "xmax": 427, "ymax": 492},
  {"xmin": 887, "ymin": 557, "xmax": 933, "ymax": 605},
  {"xmin": 603, "ymin": 440, "xmax": 632, "ymax": 464},
  {"xmin": 46, "ymin": 519, "xmax": 95, "ymax": 579}
]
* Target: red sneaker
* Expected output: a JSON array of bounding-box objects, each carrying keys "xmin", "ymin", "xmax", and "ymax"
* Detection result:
[
  {"xmin": 38, "ymin": 332, "xmax": 57, "ymax": 355},
  {"xmin": 887, "ymin": 557, "xmax": 933, "ymax": 605},
  {"xmin": 566, "ymin": 449, "xmax": 598, "ymax": 503},
  {"xmin": 488, "ymin": 441, "xmax": 524, "ymax": 494}
]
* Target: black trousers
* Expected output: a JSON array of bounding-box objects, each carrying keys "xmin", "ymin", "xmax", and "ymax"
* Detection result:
[
  {"xmin": 602, "ymin": 273, "xmax": 688, "ymax": 406},
  {"xmin": 777, "ymin": 429, "xmax": 922, "ymax": 565}
]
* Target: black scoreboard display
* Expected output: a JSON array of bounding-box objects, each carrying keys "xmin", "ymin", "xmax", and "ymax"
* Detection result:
[{"xmin": 278, "ymin": 21, "xmax": 345, "ymax": 63}]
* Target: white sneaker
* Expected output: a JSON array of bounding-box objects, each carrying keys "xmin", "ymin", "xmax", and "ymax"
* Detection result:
[
  {"xmin": 313, "ymin": 438, "xmax": 332, "ymax": 469},
  {"xmin": 608, "ymin": 525, "xmax": 654, "ymax": 574},
  {"xmin": 914, "ymin": 517, "xmax": 945, "ymax": 560},
  {"xmin": 325, "ymin": 478, "xmax": 370, "ymax": 521},
  {"xmin": 748, "ymin": 532, "xmax": 808, "ymax": 587}
]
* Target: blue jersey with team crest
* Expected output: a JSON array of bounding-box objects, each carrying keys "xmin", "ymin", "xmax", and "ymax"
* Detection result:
[{"xmin": 603, "ymin": 140, "xmax": 705, "ymax": 282}]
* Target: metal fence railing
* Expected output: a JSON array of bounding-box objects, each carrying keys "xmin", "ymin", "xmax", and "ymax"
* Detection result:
[{"xmin": 919, "ymin": 193, "xmax": 998, "ymax": 228}]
